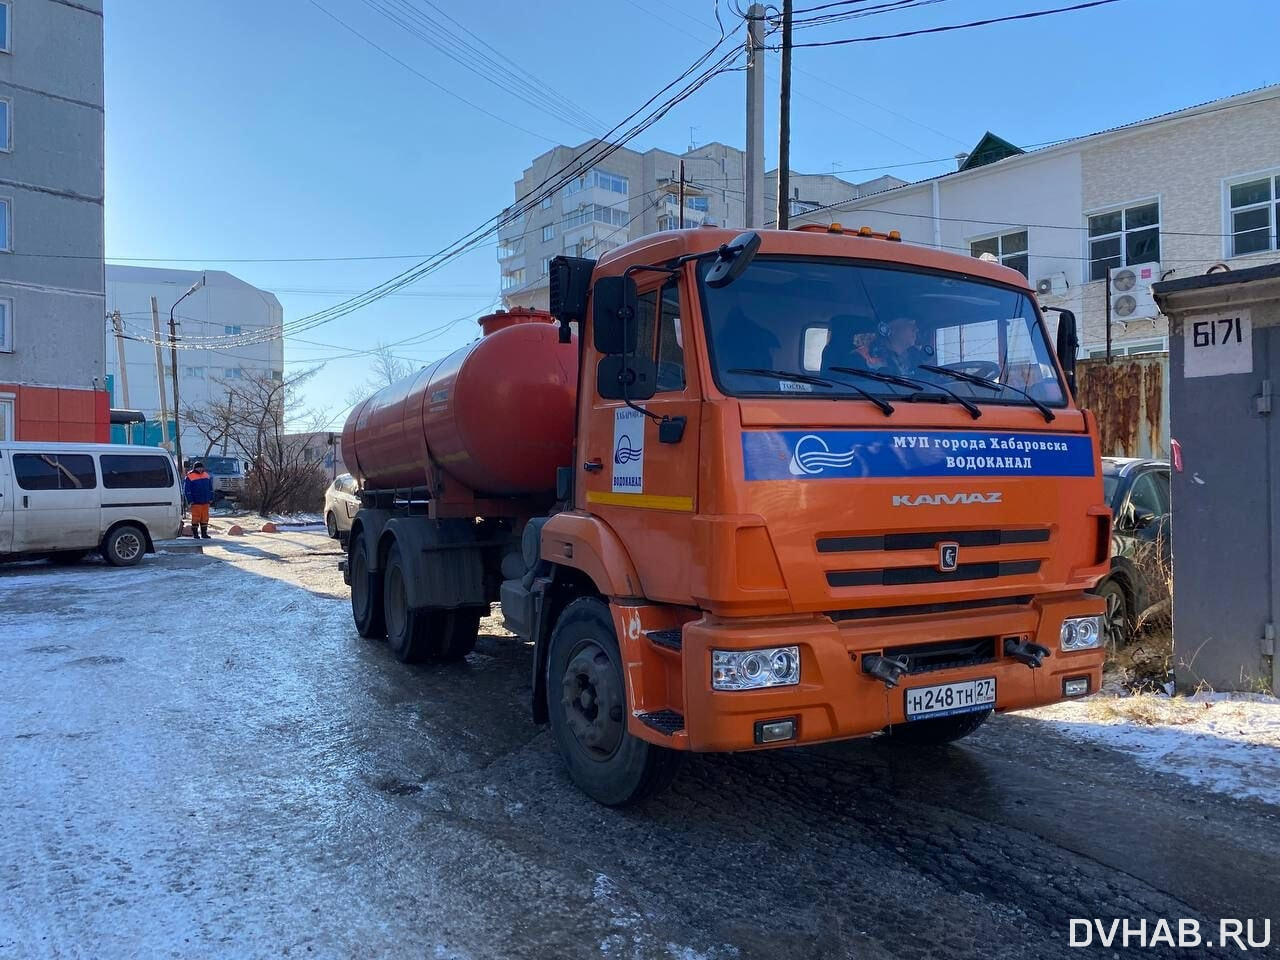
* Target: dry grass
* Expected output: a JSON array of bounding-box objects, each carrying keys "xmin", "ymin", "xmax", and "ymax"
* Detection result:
[{"xmin": 1082, "ymin": 693, "xmax": 1209, "ymax": 727}]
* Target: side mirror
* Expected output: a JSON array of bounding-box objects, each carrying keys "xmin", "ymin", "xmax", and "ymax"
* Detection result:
[
  {"xmin": 1132, "ymin": 508, "xmax": 1157, "ymax": 530},
  {"xmin": 705, "ymin": 231, "xmax": 762, "ymax": 289},
  {"xmin": 1054, "ymin": 308, "xmax": 1078, "ymax": 399},
  {"xmin": 592, "ymin": 275, "xmax": 639, "ymax": 355},
  {"xmin": 596, "ymin": 355, "xmax": 657, "ymax": 401}
]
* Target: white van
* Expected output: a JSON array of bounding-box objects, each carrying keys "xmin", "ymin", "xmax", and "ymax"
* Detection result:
[{"xmin": 0, "ymin": 442, "xmax": 183, "ymax": 567}]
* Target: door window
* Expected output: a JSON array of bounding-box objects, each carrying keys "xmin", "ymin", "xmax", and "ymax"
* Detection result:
[
  {"xmin": 632, "ymin": 282, "xmax": 686, "ymax": 394},
  {"xmin": 1126, "ymin": 472, "xmax": 1166, "ymax": 521},
  {"xmin": 100, "ymin": 454, "xmax": 175, "ymax": 489},
  {"xmin": 13, "ymin": 453, "xmax": 97, "ymax": 490}
]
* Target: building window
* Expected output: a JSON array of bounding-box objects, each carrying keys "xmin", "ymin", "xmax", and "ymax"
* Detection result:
[
  {"xmin": 224, "ymin": 324, "xmax": 241, "ymax": 335},
  {"xmin": 1227, "ymin": 172, "xmax": 1280, "ymax": 257},
  {"xmin": 0, "ymin": 2, "xmax": 10, "ymax": 54},
  {"xmin": 0, "ymin": 297, "xmax": 10, "ymax": 352},
  {"xmin": 270, "ymin": 369, "xmax": 283, "ymax": 381},
  {"xmin": 501, "ymin": 268, "xmax": 525, "ymax": 290},
  {"xmin": 224, "ymin": 367, "xmax": 243, "ymax": 379},
  {"xmin": 564, "ymin": 242, "xmax": 581, "ymax": 258},
  {"xmin": 183, "ymin": 366, "xmax": 205, "ymax": 378},
  {"xmin": 540, "ymin": 257, "xmax": 551, "ymax": 276},
  {"xmin": 540, "ymin": 194, "xmax": 553, "ymax": 210},
  {"xmin": 1087, "ymin": 201, "xmax": 1159, "ymax": 281},
  {"xmin": 0, "ymin": 98, "xmax": 10, "ymax": 153},
  {"xmin": 1086, "ymin": 337, "xmax": 1168, "ymax": 359},
  {"xmin": 498, "ymin": 237, "xmax": 524, "ymax": 257},
  {"xmin": 563, "ymin": 203, "xmax": 629, "ymax": 230},
  {"xmin": 0, "ymin": 396, "xmax": 12, "ymax": 441},
  {"xmin": 689, "ymin": 195, "xmax": 709, "ymax": 212},
  {"xmin": 0, "ymin": 196, "xmax": 10, "ymax": 251},
  {"xmin": 657, "ymin": 215, "xmax": 677, "ymax": 232},
  {"xmin": 566, "ymin": 170, "xmax": 629, "ymax": 196},
  {"xmin": 970, "ymin": 230, "xmax": 1028, "ymax": 277},
  {"xmin": 542, "ymin": 223, "xmax": 555, "ymax": 242}
]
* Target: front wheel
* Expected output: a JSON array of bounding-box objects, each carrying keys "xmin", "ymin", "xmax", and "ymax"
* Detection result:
[
  {"xmin": 547, "ymin": 598, "xmax": 682, "ymax": 806},
  {"xmin": 350, "ymin": 535, "xmax": 386, "ymax": 639},
  {"xmin": 1093, "ymin": 577, "xmax": 1133, "ymax": 648},
  {"xmin": 325, "ymin": 512, "xmax": 339, "ymax": 539},
  {"xmin": 883, "ymin": 708, "xmax": 991, "ymax": 745},
  {"xmin": 102, "ymin": 525, "xmax": 146, "ymax": 567}
]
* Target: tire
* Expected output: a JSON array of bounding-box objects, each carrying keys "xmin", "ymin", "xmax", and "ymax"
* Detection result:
[
  {"xmin": 383, "ymin": 541, "xmax": 434, "ymax": 663},
  {"xmin": 1093, "ymin": 577, "xmax": 1133, "ymax": 648},
  {"xmin": 547, "ymin": 597, "xmax": 682, "ymax": 806},
  {"xmin": 884, "ymin": 708, "xmax": 991, "ymax": 745},
  {"xmin": 101, "ymin": 525, "xmax": 146, "ymax": 567},
  {"xmin": 350, "ymin": 535, "xmax": 386, "ymax": 639},
  {"xmin": 435, "ymin": 606, "xmax": 483, "ymax": 662},
  {"xmin": 325, "ymin": 512, "xmax": 339, "ymax": 540},
  {"xmin": 50, "ymin": 550, "xmax": 89, "ymax": 566}
]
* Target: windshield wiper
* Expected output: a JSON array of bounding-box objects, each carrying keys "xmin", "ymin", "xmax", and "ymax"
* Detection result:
[
  {"xmin": 729, "ymin": 368, "xmax": 894, "ymax": 416},
  {"xmin": 919, "ymin": 363, "xmax": 1055, "ymax": 422},
  {"xmin": 830, "ymin": 365, "xmax": 981, "ymax": 420}
]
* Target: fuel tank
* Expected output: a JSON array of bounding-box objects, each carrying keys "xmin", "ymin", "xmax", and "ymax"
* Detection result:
[{"xmin": 342, "ymin": 309, "xmax": 577, "ymax": 497}]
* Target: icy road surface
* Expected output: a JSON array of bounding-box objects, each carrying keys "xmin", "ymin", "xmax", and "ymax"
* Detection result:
[{"xmin": 2, "ymin": 532, "xmax": 1278, "ymax": 959}]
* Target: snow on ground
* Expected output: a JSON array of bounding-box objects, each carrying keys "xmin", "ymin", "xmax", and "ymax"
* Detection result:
[
  {"xmin": 268, "ymin": 511, "xmax": 324, "ymax": 527},
  {"xmin": 1021, "ymin": 692, "xmax": 1280, "ymax": 806}
]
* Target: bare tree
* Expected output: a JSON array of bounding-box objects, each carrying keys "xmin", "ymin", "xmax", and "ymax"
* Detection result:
[
  {"xmin": 190, "ymin": 368, "xmax": 330, "ymax": 516},
  {"xmin": 344, "ymin": 342, "xmax": 417, "ymax": 410},
  {"xmin": 184, "ymin": 395, "xmax": 239, "ymax": 459}
]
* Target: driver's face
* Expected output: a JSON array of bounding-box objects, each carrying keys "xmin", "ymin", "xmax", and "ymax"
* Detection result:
[{"xmin": 888, "ymin": 317, "xmax": 916, "ymax": 351}]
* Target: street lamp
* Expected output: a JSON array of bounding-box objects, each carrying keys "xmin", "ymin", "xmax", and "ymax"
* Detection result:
[{"xmin": 169, "ymin": 274, "xmax": 205, "ymax": 473}]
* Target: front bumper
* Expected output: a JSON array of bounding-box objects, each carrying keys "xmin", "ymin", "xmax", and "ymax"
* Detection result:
[{"xmin": 676, "ymin": 591, "xmax": 1104, "ymax": 752}]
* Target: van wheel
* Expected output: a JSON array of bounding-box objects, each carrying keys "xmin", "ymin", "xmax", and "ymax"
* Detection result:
[
  {"xmin": 50, "ymin": 550, "xmax": 89, "ymax": 566},
  {"xmin": 884, "ymin": 708, "xmax": 991, "ymax": 746},
  {"xmin": 325, "ymin": 512, "xmax": 339, "ymax": 539},
  {"xmin": 547, "ymin": 598, "xmax": 682, "ymax": 806},
  {"xmin": 350, "ymin": 535, "xmax": 386, "ymax": 639},
  {"xmin": 102, "ymin": 525, "xmax": 146, "ymax": 567}
]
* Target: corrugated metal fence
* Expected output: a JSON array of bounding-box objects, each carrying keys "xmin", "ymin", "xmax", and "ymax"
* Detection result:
[{"xmin": 1077, "ymin": 354, "xmax": 1170, "ymax": 459}]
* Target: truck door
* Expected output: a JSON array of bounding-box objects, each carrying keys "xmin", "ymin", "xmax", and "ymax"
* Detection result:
[
  {"xmin": 0, "ymin": 451, "xmax": 12, "ymax": 554},
  {"xmin": 582, "ymin": 274, "xmax": 703, "ymax": 603},
  {"xmin": 10, "ymin": 451, "xmax": 101, "ymax": 552}
]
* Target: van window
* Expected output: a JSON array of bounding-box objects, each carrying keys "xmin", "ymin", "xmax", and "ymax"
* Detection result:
[
  {"xmin": 101, "ymin": 454, "xmax": 175, "ymax": 489},
  {"xmin": 13, "ymin": 453, "xmax": 98, "ymax": 490}
]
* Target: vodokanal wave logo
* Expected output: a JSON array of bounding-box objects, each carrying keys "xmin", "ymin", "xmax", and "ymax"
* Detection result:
[
  {"xmin": 614, "ymin": 435, "xmax": 642, "ymax": 465},
  {"xmin": 788, "ymin": 434, "xmax": 859, "ymax": 476}
]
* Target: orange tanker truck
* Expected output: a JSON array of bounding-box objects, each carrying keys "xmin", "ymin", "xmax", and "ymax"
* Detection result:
[{"xmin": 341, "ymin": 226, "xmax": 1111, "ymax": 805}]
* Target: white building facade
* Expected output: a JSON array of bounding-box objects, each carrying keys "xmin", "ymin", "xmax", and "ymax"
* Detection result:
[
  {"xmin": 105, "ymin": 266, "xmax": 283, "ymax": 458},
  {"xmin": 499, "ymin": 140, "xmax": 901, "ymax": 310},
  {"xmin": 792, "ymin": 86, "xmax": 1280, "ymax": 356}
]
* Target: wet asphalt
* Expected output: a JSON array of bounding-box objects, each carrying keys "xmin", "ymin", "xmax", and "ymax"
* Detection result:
[{"xmin": 1, "ymin": 531, "xmax": 1277, "ymax": 959}]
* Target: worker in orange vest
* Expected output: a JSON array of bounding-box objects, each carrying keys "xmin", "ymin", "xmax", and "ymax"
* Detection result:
[{"xmin": 183, "ymin": 461, "xmax": 214, "ymax": 539}]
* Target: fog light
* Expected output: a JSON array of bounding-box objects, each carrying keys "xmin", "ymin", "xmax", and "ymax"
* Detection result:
[
  {"xmin": 712, "ymin": 646, "xmax": 800, "ymax": 690},
  {"xmin": 1060, "ymin": 615, "xmax": 1102, "ymax": 651},
  {"xmin": 755, "ymin": 718, "xmax": 796, "ymax": 744},
  {"xmin": 1063, "ymin": 677, "xmax": 1090, "ymax": 697}
]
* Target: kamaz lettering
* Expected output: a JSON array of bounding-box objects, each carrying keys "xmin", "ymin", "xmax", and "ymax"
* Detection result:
[{"xmin": 892, "ymin": 492, "xmax": 1004, "ymax": 506}]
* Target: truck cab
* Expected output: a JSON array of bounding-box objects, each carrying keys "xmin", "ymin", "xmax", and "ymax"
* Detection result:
[{"xmin": 531, "ymin": 227, "xmax": 1108, "ymax": 800}]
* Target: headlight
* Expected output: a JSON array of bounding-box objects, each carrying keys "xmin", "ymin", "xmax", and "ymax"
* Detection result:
[
  {"xmin": 711, "ymin": 646, "xmax": 800, "ymax": 691},
  {"xmin": 1060, "ymin": 615, "xmax": 1103, "ymax": 651}
]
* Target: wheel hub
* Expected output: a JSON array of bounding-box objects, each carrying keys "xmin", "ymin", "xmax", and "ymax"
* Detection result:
[{"xmin": 560, "ymin": 642, "xmax": 623, "ymax": 758}]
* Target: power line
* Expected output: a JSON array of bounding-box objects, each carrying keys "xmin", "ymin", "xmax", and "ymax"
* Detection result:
[{"xmin": 776, "ymin": 0, "xmax": 1124, "ymax": 48}]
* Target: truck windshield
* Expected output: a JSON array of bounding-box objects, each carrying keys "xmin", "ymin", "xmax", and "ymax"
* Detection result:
[
  {"xmin": 698, "ymin": 257, "xmax": 1066, "ymax": 409},
  {"xmin": 204, "ymin": 456, "xmax": 239, "ymax": 475}
]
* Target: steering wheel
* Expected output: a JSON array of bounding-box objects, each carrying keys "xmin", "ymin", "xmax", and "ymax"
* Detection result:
[{"xmin": 941, "ymin": 360, "xmax": 1001, "ymax": 381}]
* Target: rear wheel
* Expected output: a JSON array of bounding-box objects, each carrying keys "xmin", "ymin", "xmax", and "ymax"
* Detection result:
[
  {"xmin": 547, "ymin": 597, "xmax": 682, "ymax": 806},
  {"xmin": 102, "ymin": 525, "xmax": 146, "ymax": 567},
  {"xmin": 383, "ymin": 541, "xmax": 433, "ymax": 663},
  {"xmin": 884, "ymin": 708, "xmax": 991, "ymax": 745},
  {"xmin": 436, "ymin": 606, "xmax": 483, "ymax": 662},
  {"xmin": 350, "ymin": 535, "xmax": 386, "ymax": 639}
]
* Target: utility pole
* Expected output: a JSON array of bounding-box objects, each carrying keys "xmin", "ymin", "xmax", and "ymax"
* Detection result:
[
  {"xmin": 679, "ymin": 159, "xmax": 686, "ymax": 230},
  {"xmin": 776, "ymin": 0, "xmax": 793, "ymax": 230},
  {"xmin": 151, "ymin": 296, "xmax": 171, "ymax": 450},
  {"xmin": 110, "ymin": 310, "xmax": 132, "ymax": 443},
  {"xmin": 744, "ymin": 2, "xmax": 766, "ymax": 228},
  {"xmin": 168, "ymin": 307, "xmax": 184, "ymax": 473}
]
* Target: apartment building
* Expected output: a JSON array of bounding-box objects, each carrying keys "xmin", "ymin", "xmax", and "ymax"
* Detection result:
[
  {"xmin": 790, "ymin": 85, "xmax": 1280, "ymax": 356},
  {"xmin": 499, "ymin": 140, "xmax": 902, "ymax": 310},
  {"xmin": 105, "ymin": 266, "xmax": 284, "ymax": 459},
  {"xmin": 0, "ymin": 0, "xmax": 107, "ymax": 441}
]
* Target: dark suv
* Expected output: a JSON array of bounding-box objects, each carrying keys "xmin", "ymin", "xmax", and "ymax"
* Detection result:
[{"xmin": 1094, "ymin": 457, "xmax": 1171, "ymax": 645}]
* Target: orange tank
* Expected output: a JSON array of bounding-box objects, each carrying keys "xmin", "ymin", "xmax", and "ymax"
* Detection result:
[{"xmin": 342, "ymin": 309, "xmax": 578, "ymax": 497}]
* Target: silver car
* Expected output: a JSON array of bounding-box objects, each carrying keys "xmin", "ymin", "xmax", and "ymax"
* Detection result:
[{"xmin": 324, "ymin": 473, "xmax": 360, "ymax": 541}]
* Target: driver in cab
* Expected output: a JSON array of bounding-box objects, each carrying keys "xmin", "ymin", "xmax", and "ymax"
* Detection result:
[{"xmin": 856, "ymin": 315, "xmax": 931, "ymax": 378}]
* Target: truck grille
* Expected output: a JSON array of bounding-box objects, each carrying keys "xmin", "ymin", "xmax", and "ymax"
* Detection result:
[
  {"xmin": 818, "ymin": 528, "xmax": 1049, "ymax": 553},
  {"xmin": 827, "ymin": 559, "xmax": 1041, "ymax": 588}
]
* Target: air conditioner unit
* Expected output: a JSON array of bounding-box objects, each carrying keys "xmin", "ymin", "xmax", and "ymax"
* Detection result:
[
  {"xmin": 1035, "ymin": 272, "xmax": 1068, "ymax": 297},
  {"xmin": 1109, "ymin": 262, "xmax": 1160, "ymax": 322}
]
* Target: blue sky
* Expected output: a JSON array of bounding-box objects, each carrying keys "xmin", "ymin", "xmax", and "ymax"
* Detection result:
[{"xmin": 103, "ymin": 0, "xmax": 1277, "ymax": 422}]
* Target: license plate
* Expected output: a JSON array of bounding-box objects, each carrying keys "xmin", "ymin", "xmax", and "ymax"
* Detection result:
[{"xmin": 904, "ymin": 677, "xmax": 996, "ymax": 720}]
